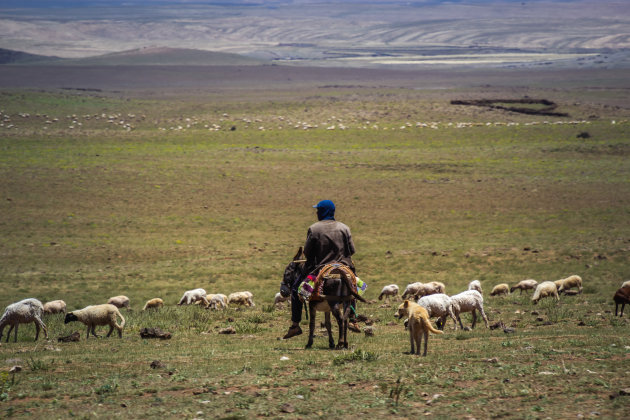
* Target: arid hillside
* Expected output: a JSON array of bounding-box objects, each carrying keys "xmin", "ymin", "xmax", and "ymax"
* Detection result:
[{"xmin": 0, "ymin": 0, "xmax": 628, "ymax": 68}]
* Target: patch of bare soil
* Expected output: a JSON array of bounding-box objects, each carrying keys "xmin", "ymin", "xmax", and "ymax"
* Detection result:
[{"xmin": 451, "ymin": 98, "xmax": 569, "ymax": 117}]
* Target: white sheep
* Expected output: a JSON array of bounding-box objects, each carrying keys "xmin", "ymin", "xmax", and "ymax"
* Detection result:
[
  {"xmin": 450, "ymin": 290, "xmax": 489, "ymax": 329},
  {"xmin": 206, "ymin": 294, "xmax": 227, "ymax": 310},
  {"xmin": 490, "ymin": 283, "xmax": 510, "ymax": 296},
  {"xmin": 417, "ymin": 293, "xmax": 458, "ymax": 330},
  {"xmin": 177, "ymin": 288, "xmax": 209, "ymax": 306},
  {"xmin": 274, "ymin": 292, "xmax": 290, "ymax": 307},
  {"xmin": 402, "ymin": 282, "xmax": 423, "ymax": 299},
  {"xmin": 64, "ymin": 304, "xmax": 125, "ymax": 339},
  {"xmin": 215, "ymin": 294, "xmax": 228, "ymax": 306},
  {"xmin": 378, "ymin": 284, "xmax": 400, "ymax": 302},
  {"xmin": 227, "ymin": 291, "xmax": 255, "ymax": 307},
  {"xmin": 0, "ymin": 298, "xmax": 48, "ymax": 342},
  {"xmin": 43, "ymin": 299, "xmax": 67, "ymax": 314},
  {"xmin": 107, "ymin": 295, "xmax": 130, "ymax": 309},
  {"xmin": 142, "ymin": 298, "xmax": 164, "ymax": 311},
  {"xmin": 532, "ymin": 281, "xmax": 560, "ymax": 304},
  {"xmin": 554, "ymin": 275, "xmax": 582, "ymax": 294},
  {"xmin": 414, "ymin": 281, "xmax": 446, "ymax": 298},
  {"xmin": 510, "ymin": 279, "xmax": 538, "ymax": 295},
  {"xmin": 467, "ymin": 280, "xmax": 483, "ymax": 294}
]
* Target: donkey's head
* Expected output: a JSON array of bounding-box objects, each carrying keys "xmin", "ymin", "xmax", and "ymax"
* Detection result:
[{"xmin": 280, "ymin": 247, "xmax": 306, "ymax": 297}]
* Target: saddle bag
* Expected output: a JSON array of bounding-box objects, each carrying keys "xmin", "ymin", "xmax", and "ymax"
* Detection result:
[{"xmin": 298, "ymin": 263, "xmax": 367, "ymax": 303}]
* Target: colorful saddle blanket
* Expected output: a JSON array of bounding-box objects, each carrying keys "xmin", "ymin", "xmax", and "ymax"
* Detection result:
[{"xmin": 298, "ymin": 263, "xmax": 366, "ymax": 302}]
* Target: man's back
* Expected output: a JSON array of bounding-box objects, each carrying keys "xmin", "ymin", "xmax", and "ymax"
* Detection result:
[{"xmin": 304, "ymin": 219, "xmax": 355, "ymax": 273}]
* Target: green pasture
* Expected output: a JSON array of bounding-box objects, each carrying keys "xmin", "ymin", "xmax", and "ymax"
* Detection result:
[{"xmin": 0, "ymin": 87, "xmax": 629, "ymax": 418}]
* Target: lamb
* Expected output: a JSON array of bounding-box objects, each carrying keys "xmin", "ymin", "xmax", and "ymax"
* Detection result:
[
  {"xmin": 467, "ymin": 280, "xmax": 483, "ymax": 295},
  {"xmin": 107, "ymin": 295, "xmax": 130, "ymax": 309},
  {"xmin": 414, "ymin": 281, "xmax": 446, "ymax": 298},
  {"xmin": 417, "ymin": 293, "xmax": 458, "ymax": 330},
  {"xmin": 177, "ymin": 288, "xmax": 209, "ymax": 306},
  {"xmin": 450, "ymin": 290, "xmax": 489, "ymax": 329},
  {"xmin": 613, "ymin": 287, "xmax": 630, "ymax": 317},
  {"xmin": 0, "ymin": 298, "xmax": 48, "ymax": 343},
  {"xmin": 401, "ymin": 282, "xmax": 423, "ymax": 299},
  {"xmin": 490, "ymin": 283, "xmax": 510, "ymax": 296},
  {"xmin": 532, "ymin": 281, "xmax": 560, "ymax": 304},
  {"xmin": 554, "ymin": 275, "xmax": 583, "ymax": 294},
  {"xmin": 510, "ymin": 279, "xmax": 538, "ymax": 295},
  {"xmin": 43, "ymin": 299, "xmax": 67, "ymax": 314},
  {"xmin": 227, "ymin": 291, "xmax": 255, "ymax": 307},
  {"xmin": 378, "ymin": 284, "xmax": 400, "ymax": 302},
  {"xmin": 64, "ymin": 304, "xmax": 125, "ymax": 339},
  {"xmin": 142, "ymin": 298, "xmax": 164, "ymax": 311}
]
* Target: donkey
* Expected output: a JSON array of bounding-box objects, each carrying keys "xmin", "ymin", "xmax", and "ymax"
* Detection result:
[{"xmin": 281, "ymin": 247, "xmax": 366, "ymax": 349}]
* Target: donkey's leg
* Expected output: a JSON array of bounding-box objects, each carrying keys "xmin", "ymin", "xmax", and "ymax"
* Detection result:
[
  {"xmin": 341, "ymin": 303, "xmax": 352, "ymax": 348},
  {"xmin": 324, "ymin": 311, "xmax": 334, "ymax": 348},
  {"xmin": 305, "ymin": 303, "xmax": 316, "ymax": 349},
  {"xmin": 332, "ymin": 304, "xmax": 345, "ymax": 350}
]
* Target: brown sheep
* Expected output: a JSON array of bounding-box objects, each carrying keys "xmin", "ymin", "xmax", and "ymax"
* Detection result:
[{"xmin": 614, "ymin": 287, "xmax": 630, "ymax": 317}]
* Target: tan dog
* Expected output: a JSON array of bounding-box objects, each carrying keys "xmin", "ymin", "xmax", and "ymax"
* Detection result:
[{"xmin": 396, "ymin": 300, "xmax": 443, "ymax": 356}]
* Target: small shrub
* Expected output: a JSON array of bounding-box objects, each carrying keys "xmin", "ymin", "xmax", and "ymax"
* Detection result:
[
  {"xmin": 332, "ymin": 349, "xmax": 379, "ymax": 365},
  {"xmin": 27, "ymin": 357, "xmax": 49, "ymax": 372},
  {"xmin": 261, "ymin": 304, "xmax": 276, "ymax": 313},
  {"xmin": 387, "ymin": 377, "xmax": 408, "ymax": 407},
  {"xmin": 233, "ymin": 321, "xmax": 264, "ymax": 334},
  {"xmin": 94, "ymin": 381, "xmax": 118, "ymax": 396}
]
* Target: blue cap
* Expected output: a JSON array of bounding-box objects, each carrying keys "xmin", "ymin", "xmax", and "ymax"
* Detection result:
[
  {"xmin": 313, "ymin": 199, "xmax": 335, "ymax": 210},
  {"xmin": 313, "ymin": 200, "xmax": 335, "ymax": 221}
]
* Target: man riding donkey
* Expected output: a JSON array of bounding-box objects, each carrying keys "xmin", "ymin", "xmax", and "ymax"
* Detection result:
[{"xmin": 281, "ymin": 199, "xmax": 362, "ymax": 339}]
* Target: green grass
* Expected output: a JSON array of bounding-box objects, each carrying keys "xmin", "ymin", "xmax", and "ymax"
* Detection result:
[{"xmin": 0, "ymin": 82, "xmax": 629, "ymax": 418}]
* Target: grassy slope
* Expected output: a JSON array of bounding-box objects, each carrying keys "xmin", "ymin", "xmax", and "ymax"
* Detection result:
[{"xmin": 0, "ymin": 80, "xmax": 629, "ymax": 418}]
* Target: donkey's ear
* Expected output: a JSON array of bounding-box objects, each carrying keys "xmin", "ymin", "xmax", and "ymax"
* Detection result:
[{"xmin": 293, "ymin": 246, "xmax": 304, "ymax": 261}]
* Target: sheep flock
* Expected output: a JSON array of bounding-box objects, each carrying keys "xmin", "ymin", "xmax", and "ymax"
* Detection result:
[{"xmin": 0, "ymin": 274, "xmax": 626, "ymax": 352}]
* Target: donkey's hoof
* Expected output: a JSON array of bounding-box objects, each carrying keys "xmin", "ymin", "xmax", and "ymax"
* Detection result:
[{"xmin": 329, "ymin": 342, "xmax": 335, "ymax": 349}]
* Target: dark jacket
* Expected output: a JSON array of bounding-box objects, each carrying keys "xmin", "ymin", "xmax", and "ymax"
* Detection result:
[{"xmin": 303, "ymin": 219, "xmax": 355, "ymax": 275}]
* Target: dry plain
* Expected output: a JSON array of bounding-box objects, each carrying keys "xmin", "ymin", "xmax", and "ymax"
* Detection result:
[{"xmin": 0, "ymin": 64, "xmax": 629, "ymax": 418}]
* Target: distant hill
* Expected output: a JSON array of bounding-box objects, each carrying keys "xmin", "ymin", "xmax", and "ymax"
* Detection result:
[
  {"xmin": 57, "ymin": 47, "xmax": 267, "ymax": 66},
  {"xmin": 0, "ymin": 48, "xmax": 62, "ymax": 64}
]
